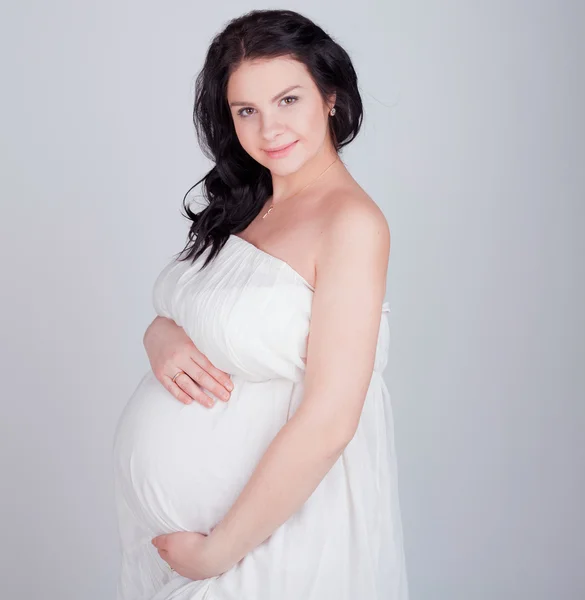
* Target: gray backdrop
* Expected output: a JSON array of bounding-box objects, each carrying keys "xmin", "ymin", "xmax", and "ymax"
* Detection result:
[{"xmin": 1, "ymin": 1, "xmax": 583, "ymax": 599}]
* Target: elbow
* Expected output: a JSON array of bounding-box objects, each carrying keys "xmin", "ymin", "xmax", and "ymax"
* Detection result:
[
  {"xmin": 336, "ymin": 419, "xmax": 358, "ymax": 447},
  {"xmin": 293, "ymin": 411, "xmax": 356, "ymax": 454},
  {"xmin": 319, "ymin": 417, "xmax": 358, "ymax": 453},
  {"xmin": 294, "ymin": 402, "xmax": 360, "ymax": 452},
  {"xmin": 292, "ymin": 394, "xmax": 361, "ymax": 451}
]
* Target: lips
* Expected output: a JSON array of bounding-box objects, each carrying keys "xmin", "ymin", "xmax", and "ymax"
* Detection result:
[
  {"xmin": 263, "ymin": 140, "xmax": 298, "ymax": 158},
  {"xmin": 265, "ymin": 141, "xmax": 295, "ymax": 152}
]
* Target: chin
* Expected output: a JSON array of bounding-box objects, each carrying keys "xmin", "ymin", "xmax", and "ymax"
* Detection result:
[
  {"xmin": 270, "ymin": 163, "xmax": 304, "ymax": 176},
  {"xmin": 269, "ymin": 154, "xmax": 310, "ymax": 176}
]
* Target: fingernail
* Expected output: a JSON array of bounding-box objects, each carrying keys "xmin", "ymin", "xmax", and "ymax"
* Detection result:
[{"xmin": 221, "ymin": 391, "xmax": 230, "ymax": 401}]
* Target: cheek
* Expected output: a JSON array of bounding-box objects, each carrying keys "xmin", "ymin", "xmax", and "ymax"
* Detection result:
[
  {"xmin": 233, "ymin": 122, "xmax": 256, "ymax": 153},
  {"xmin": 295, "ymin": 108, "xmax": 328, "ymax": 148},
  {"xmin": 233, "ymin": 123, "xmax": 273, "ymax": 167}
]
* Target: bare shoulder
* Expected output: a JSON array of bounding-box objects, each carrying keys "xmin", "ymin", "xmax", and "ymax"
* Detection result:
[{"xmin": 316, "ymin": 187, "xmax": 391, "ymax": 268}]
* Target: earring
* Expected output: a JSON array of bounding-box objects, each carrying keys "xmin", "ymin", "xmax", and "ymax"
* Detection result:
[{"xmin": 330, "ymin": 107, "xmax": 336, "ymax": 116}]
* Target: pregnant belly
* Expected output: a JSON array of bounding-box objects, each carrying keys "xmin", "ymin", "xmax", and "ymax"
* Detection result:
[{"xmin": 113, "ymin": 370, "xmax": 295, "ymax": 536}]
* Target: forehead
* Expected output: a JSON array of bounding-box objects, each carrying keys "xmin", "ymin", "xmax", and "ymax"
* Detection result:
[{"xmin": 226, "ymin": 56, "xmax": 313, "ymax": 100}]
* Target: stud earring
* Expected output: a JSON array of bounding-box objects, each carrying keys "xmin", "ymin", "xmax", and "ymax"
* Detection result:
[{"xmin": 330, "ymin": 107, "xmax": 336, "ymax": 116}]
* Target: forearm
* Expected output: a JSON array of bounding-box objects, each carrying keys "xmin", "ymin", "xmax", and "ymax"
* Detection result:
[{"xmin": 207, "ymin": 411, "xmax": 352, "ymax": 567}]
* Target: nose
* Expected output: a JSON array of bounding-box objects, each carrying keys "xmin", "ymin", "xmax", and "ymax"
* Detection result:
[{"xmin": 259, "ymin": 112, "xmax": 286, "ymax": 141}]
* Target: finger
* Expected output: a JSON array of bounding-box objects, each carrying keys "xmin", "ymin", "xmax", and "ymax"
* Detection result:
[
  {"xmin": 191, "ymin": 350, "xmax": 234, "ymax": 394},
  {"xmin": 157, "ymin": 548, "xmax": 170, "ymax": 562},
  {"xmin": 169, "ymin": 367, "xmax": 218, "ymax": 407},
  {"xmin": 152, "ymin": 535, "xmax": 166, "ymax": 549},
  {"xmin": 181, "ymin": 357, "xmax": 232, "ymax": 403},
  {"xmin": 164, "ymin": 373, "xmax": 215, "ymax": 408},
  {"xmin": 161, "ymin": 374, "xmax": 194, "ymax": 405}
]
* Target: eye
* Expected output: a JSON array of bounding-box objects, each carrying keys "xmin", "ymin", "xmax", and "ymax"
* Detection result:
[
  {"xmin": 237, "ymin": 107, "xmax": 255, "ymax": 118},
  {"xmin": 236, "ymin": 96, "xmax": 298, "ymax": 119}
]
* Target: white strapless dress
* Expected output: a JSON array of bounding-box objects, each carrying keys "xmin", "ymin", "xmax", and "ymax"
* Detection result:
[{"xmin": 112, "ymin": 234, "xmax": 409, "ymax": 600}]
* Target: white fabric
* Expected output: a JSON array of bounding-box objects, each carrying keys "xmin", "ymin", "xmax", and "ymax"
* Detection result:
[{"xmin": 113, "ymin": 234, "xmax": 409, "ymax": 600}]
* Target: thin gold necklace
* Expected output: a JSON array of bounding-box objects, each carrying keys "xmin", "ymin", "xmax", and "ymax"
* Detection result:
[{"xmin": 261, "ymin": 156, "xmax": 340, "ymax": 219}]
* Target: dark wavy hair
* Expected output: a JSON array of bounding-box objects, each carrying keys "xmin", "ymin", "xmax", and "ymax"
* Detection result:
[{"xmin": 173, "ymin": 9, "xmax": 364, "ymax": 269}]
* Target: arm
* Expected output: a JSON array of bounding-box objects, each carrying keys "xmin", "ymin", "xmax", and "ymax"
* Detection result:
[{"xmin": 206, "ymin": 198, "xmax": 391, "ymax": 569}]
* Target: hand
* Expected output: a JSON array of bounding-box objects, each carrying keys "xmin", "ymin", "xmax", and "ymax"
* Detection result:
[
  {"xmin": 151, "ymin": 531, "xmax": 234, "ymax": 580},
  {"xmin": 144, "ymin": 316, "xmax": 234, "ymax": 408}
]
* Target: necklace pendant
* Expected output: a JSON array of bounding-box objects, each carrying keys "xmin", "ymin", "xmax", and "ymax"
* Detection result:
[{"xmin": 262, "ymin": 205, "xmax": 274, "ymax": 219}]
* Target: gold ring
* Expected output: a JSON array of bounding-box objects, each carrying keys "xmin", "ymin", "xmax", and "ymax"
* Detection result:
[{"xmin": 172, "ymin": 370, "xmax": 184, "ymax": 383}]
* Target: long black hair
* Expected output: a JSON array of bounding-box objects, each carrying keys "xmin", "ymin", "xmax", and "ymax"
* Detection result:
[{"xmin": 173, "ymin": 9, "xmax": 364, "ymax": 269}]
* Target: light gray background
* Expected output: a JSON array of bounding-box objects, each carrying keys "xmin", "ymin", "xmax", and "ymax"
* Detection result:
[{"xmin": 1, "ymin": 1, "xmax": 583, "ymax": 598}]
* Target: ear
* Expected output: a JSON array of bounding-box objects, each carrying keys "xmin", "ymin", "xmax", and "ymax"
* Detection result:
[{"xmin": 326, "ymin": 91, "xmax": 337, "ymax": 112}]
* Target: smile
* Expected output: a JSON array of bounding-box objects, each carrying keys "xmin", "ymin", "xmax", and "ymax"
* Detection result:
[{"xmin": 263, "ymin": 140, "xmax": 298, "ymax": 158}]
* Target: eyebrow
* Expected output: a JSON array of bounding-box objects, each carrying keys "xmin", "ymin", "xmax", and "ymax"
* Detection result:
[{"xmin": 228, "ymin": 85, "xmax": 303, "ymax": 107}]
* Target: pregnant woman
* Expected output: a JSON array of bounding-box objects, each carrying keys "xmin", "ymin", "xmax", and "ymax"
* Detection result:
[{"xmin": 113, "ymin": 9, "xmax": 409, "ymax": 600}]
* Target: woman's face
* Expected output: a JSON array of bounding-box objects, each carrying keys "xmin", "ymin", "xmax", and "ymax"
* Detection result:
[{"xmin": 226, "ymin": 56, "xmax": 336, "ymax": 175}]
